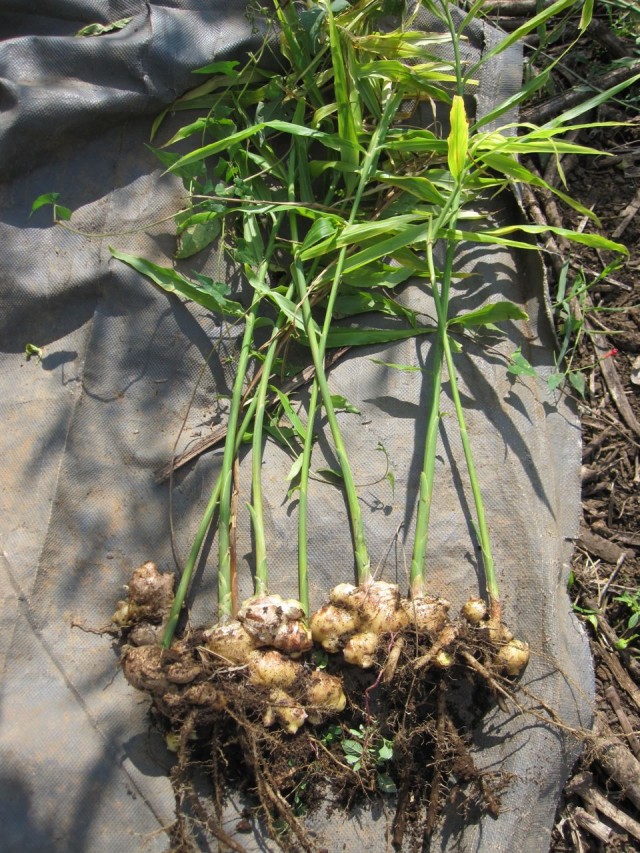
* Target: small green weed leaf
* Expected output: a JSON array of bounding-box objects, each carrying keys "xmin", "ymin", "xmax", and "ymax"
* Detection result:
[
  {"xmin": 547, "ymin": 372, "xmax": 565, "ymax": 392},
  {"xmin": 25, "ymin": 343, "xmax": 44, "ymax": 363},
  {"xmin": 30, "ymin": 192, "xmax": 71, "ymax": 221},
  {"xmin": 614, "ymin": 636, "xmax": 638, "ymax": 651},
  {"xmin": 320, "ymin": 723, "xmax": 341, "ymax": 744},
  {"xmin": 377, "ymin": 742, "xmax": 393, "ymax": 762},
  {"xmin": 507, "ymin": 347, "xmax": 537, "ymax": 378},
  {"xmin": 573, "ymin": 604, "xmax": 598, "ymax": 631},
  {"xmin": 175, "ymin": 218, "xmax": 221, "ymax": 259},
  {"xmin": 54, "ymin": 205, "xmax": 71, "ymax": 221},
  {"xmin": 331, "ymin": 394, "xmax": 360, "ymax": 414},
  {"xmin": 31, "ymin": 192, "xmax": 56, "ymax": 213},
  {"xmin": 448, "ymin": 336, "xmax": 463, "ymax": 354},
  {"xmin": 448, "ymin": 301, "xmax": 528, "ymax": 329},
  {"xmin": 341, "ymin": 739, "xmax": 363, "ymax": 756},
  {"xmin": 448, "ymin": 96, "xmax": 469, "ymax": 181},
  {"xmin": 376, "ymin": 442, "xmax": 395, "ymax": 496},
  {"xmin": 568, "ymin": 371, "xmax": 586, "ymax": 397},
  {"xmin": 376, "ymin": 773, "xmax": 397, "ymax": 794},
  {"xmin": 76, "ymin": 17, "xmax": 131, "ymax": 37}
]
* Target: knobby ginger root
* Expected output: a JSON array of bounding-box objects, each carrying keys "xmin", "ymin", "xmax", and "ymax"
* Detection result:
[
  {"xmin": 115, "ymin": 569, "xmax": 346, "ymax": 733},
  {"xmin": 311, "ymin": 583, "xmax": 530, "ymax": 679}
]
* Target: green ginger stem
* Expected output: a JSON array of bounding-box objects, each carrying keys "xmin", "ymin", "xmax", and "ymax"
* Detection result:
[{"xmin": 291, "ymin": 86, "xmax": 402, "ymax": 587}]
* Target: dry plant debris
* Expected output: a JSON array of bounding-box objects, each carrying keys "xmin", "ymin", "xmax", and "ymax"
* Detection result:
[{"xmin": 476, "ymin": 1, "xmax": 640, "ymax": 848}]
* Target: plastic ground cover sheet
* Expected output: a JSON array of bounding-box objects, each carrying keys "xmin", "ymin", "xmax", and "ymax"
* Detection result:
[{"xmin": 0, "ymin": 2, "xmax": 592, "ymax": 851}]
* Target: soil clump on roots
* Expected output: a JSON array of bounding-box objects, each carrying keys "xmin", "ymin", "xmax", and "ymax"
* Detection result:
[{"xmin": 114, "ymin": 564, "xmax": 529, "ymax": 851}]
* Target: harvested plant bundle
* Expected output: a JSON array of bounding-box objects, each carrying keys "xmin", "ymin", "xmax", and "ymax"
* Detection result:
[{"xmin": 106, "ymin": 0, "xmax": 631, "ymax": 847}]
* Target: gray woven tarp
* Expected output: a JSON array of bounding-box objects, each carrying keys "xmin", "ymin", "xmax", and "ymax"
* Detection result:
[{"xmin": 0, "ymin": 3, "xmax": 592, "ymax": 851}]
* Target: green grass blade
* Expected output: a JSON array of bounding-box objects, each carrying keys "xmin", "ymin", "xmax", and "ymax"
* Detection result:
[
  {"xmin": 109, "ymin": 249, "xmax": 244, "ymax": 317},
  {"xmin": 448, "ymin": 301, "xmax": 528, "ymax": 329}
]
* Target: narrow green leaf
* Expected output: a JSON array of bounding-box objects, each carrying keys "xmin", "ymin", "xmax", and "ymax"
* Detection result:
[
  {"xmin": 76, "ymin": 17, "xmax": 131, "ymax": 37},
  {"xmin": 330, "ymin": 394, "xmax": 360, "ymax": 414},
  {"xmin": 312, "ymin": 222, "xmax": 430, "ymax": 274},
  {"xmin": 369, "ymin": 358, "xmax": 422, "ymax": 373},
  {"xmin": 320, "ymin": 324, "xmax": 435, "ymax": 348},
  {"xmin": 579, "ymin": 0, "xmax": 594, "ymax": 31},
  {"xmin": 356, "ymin": 59, "xmax": 458, "ymax": 92},
  {"xmin": 487, "ymin": 224, "xmax": 629, "ymax": 255},
  {"xmin": 384, "ymin": 129, "xmax": 448, "ymax": 155},
  {"xmin": 192, "ymin": 60, "xmax": 240, "ymax": 76},
  {"xmin": 343, "ymin": 264, "xmax": 414, "ymax": 290},
  {"xmin": 169, "ymin": 120, "xmax": 358, "ymax": 171},
  {"xmin": 286, "ymin": 454, "xmax": 305, "ymax": 483},
  {"xmin": 376, "ymin": 173, "xmax": 446, "ymax": 205},
  {"xmin": 448, "ymin": 301, "xmax": 528, "ymax": 328},
  {"xmin": 350, "ymin": 30, "xmax": 451, "ymax": 59},
  {"xmin": 542, "ymin": 73, "xmax": 640, "ymax": 130},
  {"xmin": 451, "ymin": 226, "xmax": 628, "ymax": 256},
  {"xmin": 160, "ymin": 116, "xmax": 218, "ymax": 148},
  {"xmin": 324, "ymin": 0, "xmax": 360, "ymax": 181},
  {"xmin": 467, "ymin": 0, "xmax": 578, "ymax": 79},
  {"xmin": 272, "ymin": 387, "xmax": 308, "ymax": 440},
  {"xmin": 109, "ymin": 249, "xmax": 244, "ymax": 317},
  {"xmin": 333, "ymin": 289, "xmax": 417, "ymax": 324},
  {"xmin": 301, "ymin": 217, "xmax": 341, "ymax": 253},
  {"xmin": 447, "ymin": 95, "xmax": 469, "ymax": 180}
]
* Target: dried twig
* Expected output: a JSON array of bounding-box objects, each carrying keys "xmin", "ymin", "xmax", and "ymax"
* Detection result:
[
  {"xmin": 612, "ymin": 187, "xmax": 640, "ymax": 240},
  {"xmin": 604, "ymin": 685, "xmax": 640, "ymax": 761},
  {"xmin": 572, "ymin": 806, "xmax": 614, "ymax": 844},
  {"xmin": 592, "ymin": 713, "xmax": 640, "ymax": 811},
  {"xmin": 521, "ymin": 173, "xmax": 640, "ymax": 439}
]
